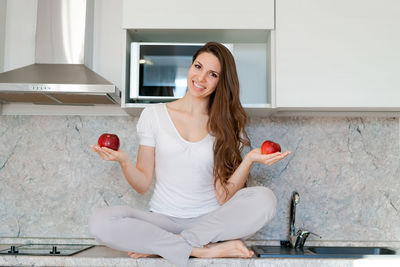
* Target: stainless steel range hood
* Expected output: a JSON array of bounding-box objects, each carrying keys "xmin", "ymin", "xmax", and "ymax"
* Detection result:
[{"xmin": 0, "ymin": 0, "xmax": 120, "ymax": 105}]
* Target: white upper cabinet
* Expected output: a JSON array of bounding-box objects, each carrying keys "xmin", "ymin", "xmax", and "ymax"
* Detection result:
[
  {"xmin": 275, "ymin": 0, "xmax": 400, "ymax": 109},
  {"xmin": 123, "ymin": 0, "xmax": 275, "ymax": 29}
]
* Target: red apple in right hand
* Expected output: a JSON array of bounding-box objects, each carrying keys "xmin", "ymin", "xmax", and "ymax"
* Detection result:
[
  {"xmin": 261, "ymin": 140, "xmax": 281, "ymax": 154},
  {"xmin": 98, "ymin": 133, "xmax": 120, "ymax": 151}
]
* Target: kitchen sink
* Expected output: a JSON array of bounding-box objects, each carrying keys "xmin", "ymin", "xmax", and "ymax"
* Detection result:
[
  {"xmin": 252, "ymin": 245, "xmax": 397, "ymax": 258},
  {"xmin": 307, "ymin": 246, "xmax": 396, "ymax": 255}
]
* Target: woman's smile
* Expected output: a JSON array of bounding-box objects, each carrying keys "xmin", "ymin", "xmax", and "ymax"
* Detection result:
[{"xmin": 193, "ymin": 81, "xmax": 206, "ymax": 90}]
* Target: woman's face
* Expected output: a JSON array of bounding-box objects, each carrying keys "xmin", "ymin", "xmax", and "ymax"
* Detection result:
[{"xmin": 186, "ymin": 52, "xmax": 221, "ymax": 99}]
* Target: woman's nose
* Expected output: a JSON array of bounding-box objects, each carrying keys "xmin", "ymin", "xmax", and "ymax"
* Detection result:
[{"xmin": 197, "ymin": 71, "xmax": 207, "ymax": 82}]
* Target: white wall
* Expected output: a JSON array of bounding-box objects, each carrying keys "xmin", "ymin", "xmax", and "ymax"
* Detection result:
[
  {"xmin": 3, "ymin": 0, "xmax": 37, "ymax": 71},
  {"xmin": 0, "ymin": 0, "xmax": 7, "ymax": 72}
]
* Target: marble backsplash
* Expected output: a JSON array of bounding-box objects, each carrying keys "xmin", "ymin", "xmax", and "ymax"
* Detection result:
[{"xmin": 0, "ymin": 115, "xmax": 399, "ymax": 242}]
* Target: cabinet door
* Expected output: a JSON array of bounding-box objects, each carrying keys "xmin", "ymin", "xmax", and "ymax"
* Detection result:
[
  {"xmin": 123, "ymin": 0, "xmax": 274, "ymax": 29},
  {"xmin": 275, "ymin": 0, "xmax": 400, "ymax": 108}
]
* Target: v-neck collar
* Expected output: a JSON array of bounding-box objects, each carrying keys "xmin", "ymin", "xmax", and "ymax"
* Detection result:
[{"xmin": 163, "ymin": 103, "xmax": 210, "ymax": 144}]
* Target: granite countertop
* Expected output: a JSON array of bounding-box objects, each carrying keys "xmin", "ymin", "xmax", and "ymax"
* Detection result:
[{"xmin": 1, "ymin": 238, "xmax": 400, "ymax": 267}]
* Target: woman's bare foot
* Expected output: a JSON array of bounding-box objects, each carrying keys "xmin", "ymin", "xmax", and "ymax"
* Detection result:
[
  {"xmin": 127, "ymin": 251, "xmax": 159, "ymax": 258},
  {"xmin": 191, "ymin": 240, "xmax": 254, "ymax": 258},
  {"xmin": 127, "ymin": 234, "xmax": 185, "ymax": 259}
]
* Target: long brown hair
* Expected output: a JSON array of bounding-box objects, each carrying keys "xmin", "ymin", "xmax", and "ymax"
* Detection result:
[{"xmin": 192, "ymin": 42, "xmax": 251, "ymax": 198}]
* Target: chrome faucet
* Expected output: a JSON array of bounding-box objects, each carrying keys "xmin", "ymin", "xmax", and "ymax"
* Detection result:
[{"xmin": 288, "ymin": 191, "xmax": 321, "ymax": 249}]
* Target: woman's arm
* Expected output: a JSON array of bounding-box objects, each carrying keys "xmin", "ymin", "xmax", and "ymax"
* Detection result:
[
  {"xmin": 215, "ymin": 148, "xmax": 291, "ymax": 205},
  {"xmin": 91, "ymin": 144, "xmax": 155, "ymax": 194},
  {"xmin": 120, "ymin": 145, "xmax": 155, "ymax": 194}
]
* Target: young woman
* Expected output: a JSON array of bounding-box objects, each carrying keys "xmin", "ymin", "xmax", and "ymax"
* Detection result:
[{"xmin": 89, "ymin": 42, "xmax": 290, "ymax": 267}]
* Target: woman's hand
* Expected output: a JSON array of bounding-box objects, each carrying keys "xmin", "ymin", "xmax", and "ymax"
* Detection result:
[
  {"xmin": 90, "ymin": 145, "xmax": 130, "ymax": 165},
  {"xmin": 246, "ymin": 148, "xmax": 291, "ymax": 166}
]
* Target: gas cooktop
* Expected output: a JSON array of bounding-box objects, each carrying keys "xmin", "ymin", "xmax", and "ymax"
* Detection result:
[{"xmin": 0, "ymin": 244, "xmax": 94, "ymax": 256}]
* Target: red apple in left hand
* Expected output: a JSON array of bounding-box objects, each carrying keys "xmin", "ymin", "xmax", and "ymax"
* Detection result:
[
  {"xmin": 261, "ymin": 140, "xmax": 281, "ymax": 154},
  {"xmin": 98, "ymin": 133, "xmax": 120, "ymax": 151}
]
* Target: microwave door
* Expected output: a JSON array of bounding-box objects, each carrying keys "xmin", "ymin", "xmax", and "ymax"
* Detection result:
[{"xmin": 139, "ymin": 55, "xmax": 190, "ymax": 99}]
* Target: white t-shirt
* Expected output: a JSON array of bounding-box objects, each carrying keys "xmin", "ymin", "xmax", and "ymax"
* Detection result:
[{"xmin": 136, "ymin": 103, "xmax": 221, "ymax": 218}]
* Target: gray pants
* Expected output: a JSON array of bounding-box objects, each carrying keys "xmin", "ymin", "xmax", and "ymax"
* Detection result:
[{"xmin": 89, "ymin": 186, "xmax": 277, "ymax": 267}]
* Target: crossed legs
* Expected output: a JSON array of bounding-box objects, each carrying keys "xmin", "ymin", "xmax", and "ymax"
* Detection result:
[{"xmin": 89, "ymin": 186, "xmax": 277, "ymax": 267}]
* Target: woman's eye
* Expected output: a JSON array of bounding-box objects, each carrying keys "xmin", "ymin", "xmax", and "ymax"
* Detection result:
[
  {"xmin": 211, "ymin": 73, "xmax": 218, "ymax": 78},
  {"xmin": 194, "ymin": 64, "xmax": 201, "ymax": 69}
]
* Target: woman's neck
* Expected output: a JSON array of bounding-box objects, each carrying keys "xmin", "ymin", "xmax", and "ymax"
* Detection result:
[{"xmin": 176, "ymin": 94, "xmax": 209, "ymax": 115}]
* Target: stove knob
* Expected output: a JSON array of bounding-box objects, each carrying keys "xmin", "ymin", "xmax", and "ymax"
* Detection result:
[
  {"xmin": 8, "ymin": 246, "xmax": 19, "ymax": 254},
  {"xmin": 50, "ymin": 246, "xmax": 60, "ymax": 254}
]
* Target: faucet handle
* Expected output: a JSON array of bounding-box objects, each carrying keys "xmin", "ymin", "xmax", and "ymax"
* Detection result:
[
  {"xmin": 294, "ymin": 229, "xmax": 322, "ymax": 248},
  {"xmin": 297, "ymin": 229, "xmax": 322, "ymax": 239}
]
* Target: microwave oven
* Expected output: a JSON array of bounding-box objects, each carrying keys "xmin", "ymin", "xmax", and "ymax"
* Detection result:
[{"xmin": 129, "ymin": 42, "xmax": 232, "ymax": 102}]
